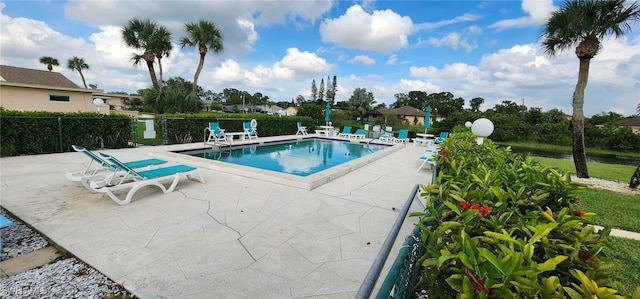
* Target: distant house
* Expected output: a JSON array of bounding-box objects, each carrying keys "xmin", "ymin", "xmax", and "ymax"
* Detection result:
[
  {"xmin": 617, "ymin": 117, "xmax": 640, "ymax": 134},
  {"xmin": 0, "ymin": 65, "xmax": 134, "ymax": 116},
  {"xmin": 373, "ymin": 105, "xmax": 428, "ymax": 125}
]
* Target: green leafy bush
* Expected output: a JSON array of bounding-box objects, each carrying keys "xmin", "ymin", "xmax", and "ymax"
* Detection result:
[
  {"xmin": 0, "ymin": 110, "xmax": 131, "ymax": 156},
  {"xmin": 412, "ymin": 131, "xmax": 637, "ymax": 298}
]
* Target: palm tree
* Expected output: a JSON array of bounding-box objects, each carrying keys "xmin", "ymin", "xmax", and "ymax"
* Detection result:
[
  {"xmin": 122, "ymin": 18, "xmax": 171, "ymax": 89},
  {"xmin": 541, "ymin": 0, "xmax": 640, "ymax": 178},
  {"xmin": 67, "ymin": 56, "xmax": 89, "ymax": 88},
  {"xmin": 151, "ymin": 26, "xmax": 172, "ymax": 89},
  {"xmin": 180, "ymin": 19, "xmax": 224, "ymax": 93},
  {"xmin": 39, "ymin": 56, "xmax": 59, "ymax": 71},
  {"xmin": 636, "ymin": 102, "xmax": 640, "ymax": 115}
]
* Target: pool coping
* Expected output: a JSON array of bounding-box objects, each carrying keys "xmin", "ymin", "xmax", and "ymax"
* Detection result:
[{"xmin": 151, "ymin": 135, "xmax": 404, "ymax": 190}]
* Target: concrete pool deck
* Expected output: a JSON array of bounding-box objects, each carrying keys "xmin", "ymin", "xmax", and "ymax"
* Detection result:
[{"xmin": 0, "ymin": 136, "xmax": 434, "ymax": 298}]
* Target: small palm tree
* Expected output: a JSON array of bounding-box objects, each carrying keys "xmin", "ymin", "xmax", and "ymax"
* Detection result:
[
  {"xmin": 151, "ymin": 26, "xmax": 172, "ymax": 89},
  {"xmin": 122, "ymin": 18, "xmax": 170, "ymax": 89},
  {"xmin": 636, "ymin": 102, "xmax": 640, "ymax": 115},
  {"xmin": 541, "ymin": 0, "xmax": 640, "ymax": 178},
  {"xmin": 39, "ymin": 56, "xmax": 59, "ymax": 71},
  {"xmin": 180, "ymin": 19, "xmax": 224, "ymax": 93},
  {"xmin": 67, "ymin": 56, "xmax": 89, "ymax": 88}
]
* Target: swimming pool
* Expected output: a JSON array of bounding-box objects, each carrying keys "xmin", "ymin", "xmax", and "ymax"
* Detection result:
[
  {"xmin": 166, "ymin": 137, "xmax": 400, "ymax": 190},
  {"xmin": 181, "ymin": 139, "xmax": 387, "ymax": 176}
]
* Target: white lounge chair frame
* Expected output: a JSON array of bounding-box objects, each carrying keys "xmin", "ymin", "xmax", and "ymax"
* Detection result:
[
  {"xmin": 348, "ymin": 129, "xmax": 366, "ymax": 139},
  {"xmin": 66, "ymin": 145, "xmax": 167, "ymax": 190},
  {"xmin": 337, "ymin": 126, "xmax": 352, "ymax": 138},
  {"xmin": 89, "ymin": 152, "xmax": 205, "ymax": 205},
  {"xmin": 417, "ymin": 149, "xmax": 438, "ymax": 172},
  {"xmin": 296, "ymin": 122, "xmax": 308, "ymax": 135},
  {"xmin": 243, "ymin": 122, "xmax": 259, "ymax": 140},
  {"xmin": 205, "ymin": 122, "xmax": 229, "ymax": 145}
]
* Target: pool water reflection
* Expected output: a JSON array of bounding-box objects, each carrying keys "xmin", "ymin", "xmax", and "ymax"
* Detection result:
[{"xmin": 184, "ymin": 139, "xmax": 388, "ymax": 177}]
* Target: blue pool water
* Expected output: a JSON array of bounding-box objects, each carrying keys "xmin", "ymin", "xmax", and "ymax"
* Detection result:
[{"xmin": 183, "ymin": 139, "xmax": 388, "ymax": 177}]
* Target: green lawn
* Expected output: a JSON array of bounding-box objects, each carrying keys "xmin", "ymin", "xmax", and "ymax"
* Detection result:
[
  {"xmin": 603, "ymin": 237, "xmax": 640, "ymax": 296},
  {"xmin": 500, "ymin": 141, "xmax": 640, "ymax": 159},
  {"xmin": 577, "ymin": 189, "xmax": 640, "ymax": 232},
  {"xmin": 135, "ymin": 122, "xmax": 164, "ymax": 146},
  {"xmin": 530, "ymin": 155, "xmax": 640, "ymax": 294},
  {"xmin": 533, "ymin": 156, "xmax": 636, "ymax": 183}
]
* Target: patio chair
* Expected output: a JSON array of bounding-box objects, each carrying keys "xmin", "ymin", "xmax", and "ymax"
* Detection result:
[
  {"xmin": 434, "ymin": 132, "xmax": 449, "ymax": 144},
  {"xmin": 205, "ymin": 122, "xmax": 229, "ymax": 145},
  {"xmin": 296, "ymin": 122, "xmax": 308, "ymax": 135},
  {"xmin": 66, "ymin": 145, "xmax": 167, "ymax": 188},
  {"xmin": 90, "ymin": 152, "xmax": 206, "ymax": 205},
  {"xmin": 349, "ymin": 129, "xmax": 366, "ymax": 139},
  {"xmin": 417, "ymin": 148, "xmax": 439, "ymax": 172},
  {"xmin": 337, "ymin": 126, "xmax": 352, "ymax": 138},
  {"xmin": 379, "ymin": 127, "xmax": 394, "ymax": 143},
  {"xmin": 394, "ymin": 129, "xmax": 410, "ymax": 144},
  {"xmin": 243, "ymin": 122, "xmax": 259, "ymax": 140},
  {"xmin": 372, "ymin": 125, "xmax": 381, "ymax": 138}
]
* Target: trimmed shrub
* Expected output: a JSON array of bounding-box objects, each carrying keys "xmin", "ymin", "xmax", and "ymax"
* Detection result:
[{"xmin": 413, "ymin": 131, "xmax": 633, "ymax": 298}]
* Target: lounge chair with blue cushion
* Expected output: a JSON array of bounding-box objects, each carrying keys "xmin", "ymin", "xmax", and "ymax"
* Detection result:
[
  {"xmin": 296, "ymin": 122, "xmax": 308, "ymax": 135},
  {"xmin": 417, "ymin": 148, "xmax": 439, "ymax": 172},
  {"xmin": 434, "ymin": 132, "xmax": 449, "ymax": 144},
  {"xmin": 349, "ymin": 129, "xmax": 366, "ymax": 139},
  {"xmin": 337, "ymin": 126, "xmax": 352, "ymax": 138},
  {"xmin": 66, "ymin": 145, "xmax": 167, "ymax": 188},
  {"xmin": 393, "ymin": 129, "xmax": 410, "ymax": 144},
  {"xmin": 243, "ymin": 122, "xmax": 259, "ymax": 140},
  {"xmin": 89, "ymin": 152, "xmax": 205, "ymax": 205},
  {"xmin": 205, "ymin": 122, "xmax": 229, "ymax": 145}
]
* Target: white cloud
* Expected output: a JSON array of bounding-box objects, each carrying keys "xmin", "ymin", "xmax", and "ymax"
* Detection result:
[
  {"xmin": 427, "ymin": 32, "xmax": 477, "ymax": 52},
  {"xmin": 413, "ymin": 13, "xmax": 481, "ymax": 32},
  {"xmin": 319, "ymin": 5, "xmax": 413, "ymax": 53},
  {"xmin": 277, "ymin": 48, "xmax": 333, "ymax": 77},
  {"xmin": 348, "ymin": 55, "xmax": 375, "ymax": 66},
  {"xmin": 490, "ymin": 0, "xmax": 557, "ymax": 29},
  {"xmin": 386, "ymin": 54, "xmax": 398, "ymax": 65}
]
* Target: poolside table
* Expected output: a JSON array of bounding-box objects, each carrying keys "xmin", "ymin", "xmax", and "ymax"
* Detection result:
[
  {"xmin": 413, "ymin": 133, "xmax": 435, "ymax": 146},
  {"xmin": 225, "ymin": 132, "xmax": 249, "ymax": 143}
]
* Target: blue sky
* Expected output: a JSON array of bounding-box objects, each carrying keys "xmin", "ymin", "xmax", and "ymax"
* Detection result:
[{"xmin": 1, "ymin": 0, "xmax": 639, "ymax": 116}]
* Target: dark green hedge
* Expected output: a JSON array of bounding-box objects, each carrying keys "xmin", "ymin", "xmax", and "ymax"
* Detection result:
[
  {"xmin": 0, "ymin": 110, "xmax": 314, "ymax": 156},
  {"xmin": 161, "ymin": 113, "xmax": 313, "ymax": 144},
  {"xmin": 0, "ymin": 110, "xmax": 132, "ymax": 156}
]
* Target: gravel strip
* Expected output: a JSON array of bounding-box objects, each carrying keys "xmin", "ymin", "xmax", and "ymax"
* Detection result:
[
  {"xmin": 0, "ymin": 209, "xmax": 133, "ymax": 299},
  {"xmin": 0, "ymin": 258, "xmax": 131, "ymax": 299},
  {"xmin": 1, "ymin": 212, "xmax": 48, "ymax": 261}
]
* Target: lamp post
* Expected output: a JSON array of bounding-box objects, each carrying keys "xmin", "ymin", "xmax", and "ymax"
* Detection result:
[
  {"xmin": 93, "ymin": 98, "xmax": 105, "ymax": 113},
  {"xmin": 471, "ymin": 118, "xmax": 494, "ymax": 145}
]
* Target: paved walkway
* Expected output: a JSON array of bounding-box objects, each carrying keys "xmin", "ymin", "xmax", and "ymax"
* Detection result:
[{"xmin": 0, "ymin": 137, "xmax": 433, "ymax": 298}]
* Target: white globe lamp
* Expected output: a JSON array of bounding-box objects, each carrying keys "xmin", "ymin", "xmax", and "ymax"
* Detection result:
[
  {"xmin": 93, "ymin": 98, "xmax": 105, "ymax": 113},
  {"xmin": 471, "ymin": 118, "xmax": 494, "ymax": 145},
  {"xmin": 465, "ymin": 121, "xmax": 472, "ymax": 128}
]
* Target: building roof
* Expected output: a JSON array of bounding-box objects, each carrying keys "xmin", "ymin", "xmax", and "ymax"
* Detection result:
[
  {"xmin": 377, "ymin": 105, "xmax": 426, "ymax": 117},
  {"xmin": 0, "ymin": 65, "xmax": 80, "ymax": 89},
  {"xmin": 617, "ymin": 117, "xmax": 640, "ymax": 127}
]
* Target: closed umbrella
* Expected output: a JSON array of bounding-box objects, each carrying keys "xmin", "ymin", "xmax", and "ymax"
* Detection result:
[
  {"xmin": 325, "ymin": 103, "xmax": 331, "ymax": 125},
  {"xmin": 424, "ymin": 106, "xmax": 432, "ymax": 133}
]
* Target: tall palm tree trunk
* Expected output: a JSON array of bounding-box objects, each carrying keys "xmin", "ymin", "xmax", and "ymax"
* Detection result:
[
  {"xmin": 572, "ymin": 57, "xmax": 590, "ymax": 178},
  {"xmin": 78, "ymin": 70, "xmax": 88, "ymax": 88},
  {"xmin": 146, "ymin": 61, "xmax": 159, "ymax": 88},
  {"xmin": 192, "ymin": 51, "xmax": 206, "ymax": 93}
]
